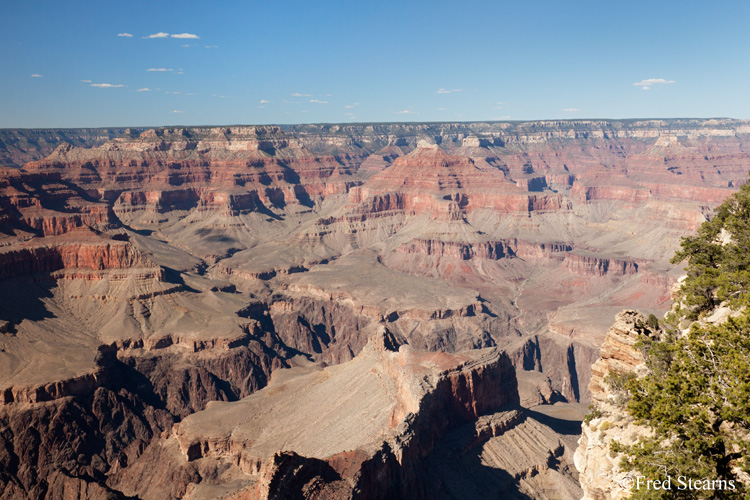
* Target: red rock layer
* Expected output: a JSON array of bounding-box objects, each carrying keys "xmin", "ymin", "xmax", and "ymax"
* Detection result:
[
  {"xmin": 392, "ymin": 238, "xmax": 642, "ymax": 279},
  {"xmin": 0, "ymin": 168, "xmax": 115, "ymax": 237},
  {"xmin": 348, "ymin": 146, "xmax": 568, "ymax": 219},
  {"xmin": 563, "ymin": 253, "xmax": 640, "ymax": 277},
  {"xmin": 14, "ymin": 123, "xmax": 749, "ymax": 225},
  {"xmin": 0, "ymin": 369, "xmax": 106, "ymax": 404},
  {"xmin": 394, "ymin": 238, "xmax": 573, "ymax": 262},
  {"xmin": 0, "ymin": 238, "xmax": 151, "ymax": 279},
  {"xmin": 24, "ymin": 127, "xmax": 367, "ymax": 213}
]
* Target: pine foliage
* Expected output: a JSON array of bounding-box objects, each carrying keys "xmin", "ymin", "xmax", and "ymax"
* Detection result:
[{"xmin": 612, "ymin": 180, "xmax": 750, "ymax": 498}]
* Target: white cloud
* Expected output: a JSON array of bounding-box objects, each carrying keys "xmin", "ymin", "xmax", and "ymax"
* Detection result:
[
  {"xmin": 117, "ymin": 33, "xmax": 133, "ymax": 37},
  {"xmin": 181, "ymin": 44, "xmax": 191, "ymax": 48},
  {"xmin": 80, "ymin": 79, "xmax": 91, "ymax": 83},
  {"xmin": 91, "ymin": 83, "xmax": 125, "ymax": 88},
  {"xmin": 147, "ymin": 68, "xmax": 173, "ymax": 72},
  {"xmin": 30, "ymin": 74, "xmax": 43, "ymax": 78},
  {"xmin": 259, "ymin": 99, "xmax": 271, "ymax": 104},
  {"xmin": 171, "ymin": 33, "xmax": 199, "ymax": 39},
  {"xmin": 633, "ymin": 78, "xmax": 676, "ymax": 90},
  {"xmin": 143, "ymin": 32, "xmax": 169, "ymax": 39},
  {"xmin": 204, "ymin": 45, "xmax": 219, "ymax": 48},
  {"xmin": 395, "ymin": 109, "xmax": 417, "ymax": 114},
  {"xmin": 136, "ymin": 88, "xmax": 151, "ymax": 92},
  {"xmin": 281, "ymin": 99, "xmax": 300, "ymax": 104},
  {"xmin": 172, "ymin": 110, "xmax": 183, "ymax": 113},
  {"xmin": 309, "ymin": 99, "xmax": 328, "ymax": 104},
  {"xmin": 292, "ymin": 92, "xmax": 311, "ymax": 97},
  {"xmin": 437, "ymin": 107, "xmax": 447, "ymax": 111},
  {"xmin": 344, "ymin": 102, "xmax": 359, "ymax": 108},
  {"xmin": 436, "ymin": 88, "xmax": 463, "ymax": 94},
  {"xmin": 562, "ymin": 108, "xmax": 579, "ymax": 112}
]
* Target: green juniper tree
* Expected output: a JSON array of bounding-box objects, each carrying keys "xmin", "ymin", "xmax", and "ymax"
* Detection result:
[
  {"xmin": 610, "ymin": 180, "xmax": 750, "ymax": 499},
  {"xmin": 671, "ymin": 181, "xmax": 750, "ymax": 317}
]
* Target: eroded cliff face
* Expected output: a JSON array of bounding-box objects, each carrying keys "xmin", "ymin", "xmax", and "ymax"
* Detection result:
[
  {"xmin": 574, "ymin": 311, "xmax": 655, "ymax": 500},
  {"xmin": 109, "ymin": 330, "xmax": 582, "ymax": 500},
  {"xmin": 0, "ymin": 128, "xmax": 141, "ymax": 169},
  {"xmin": 1, "ymin": 119, "xmax": 749, "ymax": 498}
]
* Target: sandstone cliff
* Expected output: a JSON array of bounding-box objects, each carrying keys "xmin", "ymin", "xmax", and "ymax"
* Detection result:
[{"xmin": 574, "ymin": 311, "xmax": 654, "ymax": 500}]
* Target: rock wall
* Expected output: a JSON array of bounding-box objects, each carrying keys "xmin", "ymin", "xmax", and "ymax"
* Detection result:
[
  {"xmin": 0, "ymin": 241, "xmax": 149, "ymax": 279},
  {"xmin": 0, "ymin": 128, "xmax": 139, "ymax": 169},
  {"xmin": 0, "ymin": 327, "xmax": 294, "ymax": 499},
  {"xmin": 564, "ymin": 254, "xmax": 640, "ymax": 278},
  {"xmin": 159, "ymin": 332, "xmax": 520, "ymax": 500},
  {"xmin": 574, "ymin": 310, "xmax": 653, "ymax": 500}
]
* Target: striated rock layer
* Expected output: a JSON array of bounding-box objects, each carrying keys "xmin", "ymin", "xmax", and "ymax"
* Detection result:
[
  {"xmin": 574, "ymin": 311, "xmax": 654, "ymax": 500},
  {"xmin": 110, "ymin": 329, "xmax": 583, "ymax": 500},
  {"xmin": 0, "ymin": 119, "xmax": 749, "ymax": 498},
  {"xmin": 0, "ymin": 128, "xmax": 141, "ymax": 169}
]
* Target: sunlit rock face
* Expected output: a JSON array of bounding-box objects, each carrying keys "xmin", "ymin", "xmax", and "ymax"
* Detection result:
[{"xmin": 0, "ymin": 119, "xmax": 748, "ymax": 498}]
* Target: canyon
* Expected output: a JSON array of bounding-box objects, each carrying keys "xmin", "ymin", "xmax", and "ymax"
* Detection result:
[{"xmin": 0, "ymin": 119, "xmax": 748, "ymax": 498}]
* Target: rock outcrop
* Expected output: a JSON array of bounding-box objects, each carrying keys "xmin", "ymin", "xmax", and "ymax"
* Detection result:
[
  {"xmin": 112, "ymin": 329, "xmax": 580, "ymax": 500},
  {"xmin": 587, "ymin": 311, "xmax": 648, "ymax": 403},
  {"xmin": 574, "ymin": 311, "xmax": 654, "ymax": 500}
]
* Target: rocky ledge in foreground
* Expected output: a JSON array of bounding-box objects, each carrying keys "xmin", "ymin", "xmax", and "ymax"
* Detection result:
[
  {"xmin": 574, "ymin": 310, "xmax": 651, "ymax": 500},
  {"xmin": 105, "ymin": 328, "xmax": 578, "ymax": 499}
]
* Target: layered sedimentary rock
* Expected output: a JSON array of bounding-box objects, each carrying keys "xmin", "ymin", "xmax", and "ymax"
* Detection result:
[
  {"xmin": 0, "ymin": 119, "xmax": 749, "ymax": 498},
  {"xmin": 424, "ymin": 404, "xmax": 586, "ymax": 500},
  {"xmin": 587, "ymin": 311, "xmax": 648, "ymax": 403},
  {"xmin": 574, "ymin": 311, "xmax": 654, "ymax": 500},
  {"xmin": 0, "ymin": 233, "xmax": 153, "ymax": 280},
  {"xmin": 0, "ymin": 166, "xmax": 115, "ymax": 236},
  {"xmin": 0, "ymin": 128, "xmax": 140, "ymax": 169},
  {"xmin": 109, "ymin": 329, "xmax": 583, "ymax": 500},
  {"xmin": 23, "ymin": 126, "xmax": 362, "ymax": 216},
  {"xmin": 347, "ymin": 144, "xmax": 567, "ymax": 219}
]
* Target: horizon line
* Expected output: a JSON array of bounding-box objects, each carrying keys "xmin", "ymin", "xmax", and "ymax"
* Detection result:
[{"xmin": 0, "ymin": 116, "xmax": 745, "ymax": 131}]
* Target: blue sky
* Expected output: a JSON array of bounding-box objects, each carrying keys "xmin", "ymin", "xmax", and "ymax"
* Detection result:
[{"xmin": 2, "ymin": 0, "xmax": 749, "ymax": 127}]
